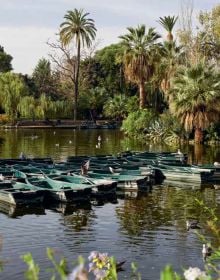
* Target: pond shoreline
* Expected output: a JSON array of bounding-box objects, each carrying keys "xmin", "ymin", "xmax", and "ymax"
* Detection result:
[{"xmin": 0, "ymin": 120, "xmax": 120, "ymax": 130}]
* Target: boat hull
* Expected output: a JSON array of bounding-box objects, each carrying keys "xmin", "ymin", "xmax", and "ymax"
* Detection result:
[{"xmin": 0, "ymin": 188, "xmax": 44, "ymax": 205}]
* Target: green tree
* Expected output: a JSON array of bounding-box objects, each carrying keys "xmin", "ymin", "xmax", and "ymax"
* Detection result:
[
  {"xmin": 0, "ymin": 46, "xmax": 13, "ymax": 73},
  {"xmin": 94, "ymin": 43, "xmax": 125, "ymax": 95},
  {"xmin": 198, "ymin": 4, "xmax": 220, "ymax": 63},
  {"xmin": 79, "ymin": 86, "xmax": 107, "ymax": 121},
  {"xmin": 0, "ymin": 72, "xmax": 28, "ymax": 122},
  {"xmin": 119, "ymin": 25, "xmax": 161, "ymax": 109},
  {"xmin": 60, "ymin": 8, "xmax": 97, "ymax": 120},
  {"xmin": 122, "ymin": 109, "xmax": 157, "ymax": 138},
  {"xmin": 32, "ymin": 58, "xmax": 59, "ymax": 100},
  {"xmin": 170, "ymin": 62, "xmax": 220, "ymax": 143}
]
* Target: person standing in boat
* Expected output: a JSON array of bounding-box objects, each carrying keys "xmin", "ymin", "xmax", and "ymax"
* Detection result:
[{"xmin": 80, "ymin": 160, "xmax": 90, "ymax": 176}]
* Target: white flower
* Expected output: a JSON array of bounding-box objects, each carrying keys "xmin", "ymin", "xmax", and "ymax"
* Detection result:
[
  {"xmin": 184, "ymin": 267, "xmax": 208, "ymax": 280},
  {"xmin": 68, "ymin": 264, "xmax": 88, "ymax": 280}
]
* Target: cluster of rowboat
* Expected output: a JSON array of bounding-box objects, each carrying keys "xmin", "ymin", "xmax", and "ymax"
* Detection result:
[{"xmin": 0, "ymin": 150, "xmax": 219, "ymax": 206}]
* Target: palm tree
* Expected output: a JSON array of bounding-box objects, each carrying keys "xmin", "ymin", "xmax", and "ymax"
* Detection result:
[
  {"xmin": 103, "ymin": 95, "xmax": 127, "ymax": 121},
  {"xmin": 60, "ymin": 9, "xmax": 96, "ymax": 120},
  {"xmin": 158, "ymin": 16, "xmax": 178, "ymax": 42},
  {"xmin": 157, "ymin": 16, "xmax": 179, "ymax": 105},
  {"xmin": 119, "ymin": 25, "xmax": 161, "ymax": 109},
  {"xmin": 170, "ymin": 62, "xmax": 220, "ymax": 143},
  {"xmin": 158, "ymin": 41, "xmax": 182, "ymax": 102}
]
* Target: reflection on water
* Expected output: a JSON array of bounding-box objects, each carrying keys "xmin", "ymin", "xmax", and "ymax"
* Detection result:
[
  {"xmin": 44, "ymin": 201, "xmax": 92, "ymax": 216},
  {"xmin": 0, "ymin": 202, "xmax": 45, "ymax": 218},
  {"xmin": 1, "ymin": 129, "xmax": 220, "ymax": 162},
  {"xmin": 0, "ymin": 129, "xmax": 220, "ymax": 279}
]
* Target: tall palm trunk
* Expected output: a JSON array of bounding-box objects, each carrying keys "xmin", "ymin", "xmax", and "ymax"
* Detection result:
[
  {"xmin": 74, "ymin": 39, "xmax": 80, "ymax": 121},
  {"xmin": 139, "ymin": 81, "xmax": 146, "ymax": 109},
  {"xmin": 194, "ymin": 144, "xmax": 203, "ymax": 164},
  {"xmin": 194, "ymin": 128, "xmax": 203, "ymax": 144}
]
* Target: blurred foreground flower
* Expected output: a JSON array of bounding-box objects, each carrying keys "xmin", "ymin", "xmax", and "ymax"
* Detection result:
[
  {"xmin": 68, "ymin": 263, "xmax": 88, "ymax": 280},
  {"xmin": 184, "ymin": 267, "xmax": 208, "ymax": 280},
  {"xmin": 88, "ymin": 251, "xmax": 111, "ymax": 279}
]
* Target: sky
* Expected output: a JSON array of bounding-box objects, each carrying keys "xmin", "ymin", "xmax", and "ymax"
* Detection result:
[{"xmin": 0, "ymin": 0, "xmax": 219, "ymax": 75}]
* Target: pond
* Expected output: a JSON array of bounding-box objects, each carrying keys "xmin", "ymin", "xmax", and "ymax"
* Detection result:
[{"xmin": 0, "ymin": 129, "xmax": 219, "ymax": 280}]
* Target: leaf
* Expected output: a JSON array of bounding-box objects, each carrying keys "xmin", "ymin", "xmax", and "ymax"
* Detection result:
[{"xmin": 160, "ymin": 265, "xmax": 176, "ymax": 280}]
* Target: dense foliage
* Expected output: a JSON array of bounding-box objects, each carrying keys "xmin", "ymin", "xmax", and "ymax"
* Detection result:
[
  {"xmin": 1, "ymin": 4, "xmax": 220, "ymax": 143},
  {"xmin": 0, "ymin": 46, "xmax": 13, "ymax": 73}
]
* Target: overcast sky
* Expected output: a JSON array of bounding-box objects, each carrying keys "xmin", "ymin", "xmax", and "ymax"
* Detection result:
[{"xmin": 0, "ymin": 0, "xmax": 219, "ymax": 74}]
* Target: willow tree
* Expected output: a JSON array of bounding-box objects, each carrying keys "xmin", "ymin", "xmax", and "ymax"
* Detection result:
[
  {"xmin": 0, "ymin": 72, "xmax": 28, "ymax": 123},
  {"xmin": 170, "ymin": 62, "xmax": 220, "ymax": 143},
  {"xmin": 60, "ymin": 9, "xmax": 96, "ymax": 120},
  {"xmin": 119, "ymin": 25, "xmax": 161, "ymax": 108},
  {"xmin": 18, "ymin": 96, "xmax": 36, "ymax": 120},
  {"xmin": 36, "ymin": 94, "xmax": 55, "ymax": 120}
]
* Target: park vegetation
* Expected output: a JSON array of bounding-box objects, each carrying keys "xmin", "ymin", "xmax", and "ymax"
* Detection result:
[{"xmin": 0, "ymin": 5, "xmax": 220, "ymax": 144}]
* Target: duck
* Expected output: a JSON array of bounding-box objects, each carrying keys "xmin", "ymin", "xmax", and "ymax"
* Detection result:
[
  {"xmin": 186, "ymin": 220, "xmax": 201, "ymax": 231},
  {"xmin": 95, "ymin": 142, "xmax": 101, "ymax": 148},
  {"xmin": 214, "ymin": 161, "xmax": 220, "ymax": 167},
  {"xmin": 202, "ymin": 244, "xmax": 212, "ymax": 261},
  {"xmin": 109, "ymin": 166, "xmax": 115, "ymax": 174},
  {"xmin": 19, "ymin": 152, "xmax": 27, "ymax": 160},
  {"xmin": 116, "ymin": 260, "xmax": 126, "ymax": 272}
]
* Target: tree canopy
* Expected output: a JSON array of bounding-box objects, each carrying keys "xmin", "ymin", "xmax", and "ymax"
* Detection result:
[{"xmin": 0, "ymin": 46, "xmax": 13, "ymax": 73}]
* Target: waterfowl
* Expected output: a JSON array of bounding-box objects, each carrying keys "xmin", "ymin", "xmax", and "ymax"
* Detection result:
[
  {"xmin": 109, "ymin": 167, "xmax": 115, "ymax": 174},
  {"xmin": 19, "ymin": 152, "xmax": 27, "ymax": 160},
  {"xmin": 98, "ymin": 135, "xmax": 101, "ymax": 142},
  {"xmin": 116, "ymin": 260, "xmax": 126, "ymax": 272},
  {"xmin": 186, "ymin": 220, "xmax": 201, "ymax": 231},
  {"xmin": 202, "ymin": 244, "xmax": 212, "ymax": 261},
  {"xmin": 214, "ymin": 185, "xmax": 220, "ymax": 190},
  {"xmin": 95, "ymin": 142, "xmax": 101, "ymax": 148},
  {"xmin": 31, "ymin": 134, "xmax": 39, "ymax": 140}
]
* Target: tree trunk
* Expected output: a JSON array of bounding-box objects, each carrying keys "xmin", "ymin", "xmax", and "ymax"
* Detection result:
[
  {"xmin": 194, "ymin": 128, "xmax": 203, "ymax": 144},
  {"xmin": 139, "ymin": 81, "xmax": 146, "ymax": 109},
  {"xmin": 74, "ymin": 39, "xmax": 81, "ymax": 121},
  {"xmin": 194, "ymin": 144, "xmax": 203, "ymax": 165}
]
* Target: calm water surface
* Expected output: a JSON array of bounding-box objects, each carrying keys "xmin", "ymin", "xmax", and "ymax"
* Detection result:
[{"xmin": 0, "ymin": 129, "xmax": 220, "ymax": 280}]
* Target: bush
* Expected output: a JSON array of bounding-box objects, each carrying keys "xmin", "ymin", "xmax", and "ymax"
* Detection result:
[{"xmin": 121, "ymin": 109, "xmax": 157, "ymax": 140}]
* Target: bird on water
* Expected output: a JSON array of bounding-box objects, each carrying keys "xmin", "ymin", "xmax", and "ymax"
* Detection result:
[
  {"xmin": 202, "ymin": 244, "xmax": 212, "ymax": 261},
  {"xmin": 186, "ymin": 220, "xmax": 201, "ymax": 231}
]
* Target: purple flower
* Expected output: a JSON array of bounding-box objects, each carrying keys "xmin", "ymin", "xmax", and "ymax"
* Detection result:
[
  {"xmin": 93, "ymin": 268, "xmax": 107, "ymax": 279},
  {"xmin": 88, "ymin": 251, "xmax": 99, "ymax": 261}
]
